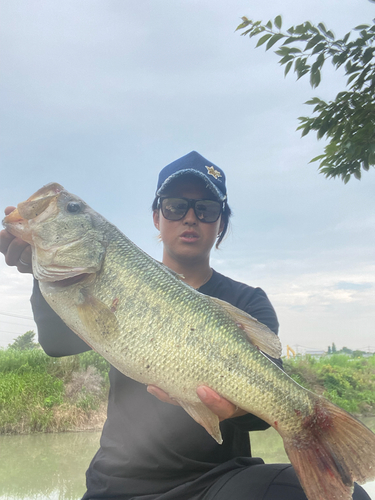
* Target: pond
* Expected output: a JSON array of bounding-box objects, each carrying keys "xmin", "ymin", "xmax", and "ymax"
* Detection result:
[{"xmin": 1, "ymin": 417, "xmax": 374, "ymax": 499}]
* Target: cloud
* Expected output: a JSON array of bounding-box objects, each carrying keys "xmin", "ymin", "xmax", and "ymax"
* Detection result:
[{"xmin": 1, "ymin": 0, "xmax": 374, "ymax": 356}]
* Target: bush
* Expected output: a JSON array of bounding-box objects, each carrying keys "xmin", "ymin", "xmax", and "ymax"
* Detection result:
[
  {"xmin": 284, "ymin": 354, "xmax": 375, "ymax": 415},
  {"xmin": 0, "ymin": 346, "xmax": 109, "ymax": 434}
]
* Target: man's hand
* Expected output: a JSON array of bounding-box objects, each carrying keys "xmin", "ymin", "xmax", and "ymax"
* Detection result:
[
  {"xmin": 0, "ymin": 207, "xmax": 32, "ymax": 273},
  {"xmin": 147, "ymin": 385, "xmax": 246, "ymax": 421}
]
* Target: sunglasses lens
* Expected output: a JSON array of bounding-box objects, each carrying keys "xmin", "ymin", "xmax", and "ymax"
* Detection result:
[
  {"xmin": 194, "ymin": 200, "xmax": 221, "ymax": 222},
  {"xmin": 161, "ymin": 198, "xmax": 221, "ymax": 222},
  {"xmin": 161, "ymin": 198, "xmax": 189, "ymax": 220}
]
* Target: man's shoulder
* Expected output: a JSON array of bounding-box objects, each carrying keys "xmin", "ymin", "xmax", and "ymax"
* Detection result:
[
  {"xmin": 199, "ymin": 270, "xmax": 268, "ymax": 307},
  {"xmin": 205, "ymin": 269, "xmax": 262, "ymax": 301},
  {"xmin": 200, "ymin": 269, "xmax": 279, "ymax": 335}
]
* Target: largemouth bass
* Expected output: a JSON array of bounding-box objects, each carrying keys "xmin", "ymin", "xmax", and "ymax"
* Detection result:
[{"xmin": 3, "ymin": 183, "xmax": 375, "ymax": 500}]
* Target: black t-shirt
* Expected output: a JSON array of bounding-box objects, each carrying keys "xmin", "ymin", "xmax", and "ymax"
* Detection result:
[{"xmin": 31, "ymin": 269, "xmax": 280, "ymax": 499}]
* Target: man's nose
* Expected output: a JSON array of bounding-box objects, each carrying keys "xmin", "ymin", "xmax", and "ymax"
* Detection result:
[{"xmin": 183, "ymin": 207, "xmax": 198, "ymax": 224}]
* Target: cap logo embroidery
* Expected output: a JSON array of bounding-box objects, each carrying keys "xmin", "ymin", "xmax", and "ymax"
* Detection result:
[{"xmin": 206, "ymin": 166, "xmax": 222, "ymax": 180}]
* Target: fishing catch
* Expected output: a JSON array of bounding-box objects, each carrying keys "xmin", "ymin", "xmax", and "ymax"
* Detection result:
[{"xmin": 3, "ymin": 183, "xmax": 375, "ymax": 500}]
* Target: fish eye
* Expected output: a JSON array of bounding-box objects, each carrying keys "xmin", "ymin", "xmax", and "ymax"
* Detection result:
[{"xmin": 66, "ymin": 202, "xmax": 81, "ymax": 214}]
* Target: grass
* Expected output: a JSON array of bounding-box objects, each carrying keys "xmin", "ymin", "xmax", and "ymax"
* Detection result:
[
  {"xmin": 1, "ymin": 347, "xmax": 374, "ymax": 434},
  {"xmin": 0, "ymin": 348, "xmax": 109, "ymax": 434}
]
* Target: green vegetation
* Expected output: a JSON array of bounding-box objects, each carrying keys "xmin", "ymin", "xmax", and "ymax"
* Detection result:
[
  {"xmin": 8, "ymin": 330, "xmax": 39, "ymax": 351},
  {"xmin": 236, "ymin": 14, "xmax": 375, "ymax": 183},
  {"xmin": 0, "ymin": 346, "xmax": 110, "ymax": 434},
  {"xmin": 1, "ymin": 332, "xmax": 374, "ymax": 434},
  {"xmin": 284, "ymin": 354, "xmax": 375, "ymax": 414}
]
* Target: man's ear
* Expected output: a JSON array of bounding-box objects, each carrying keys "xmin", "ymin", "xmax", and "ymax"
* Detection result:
[{"xmin": 153, "ymin": 210, "xmax": 160, "ymax": 230}]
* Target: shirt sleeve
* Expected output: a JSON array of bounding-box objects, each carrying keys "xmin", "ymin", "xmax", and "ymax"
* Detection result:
[{"xmin": 31, "ymin": 279, "xmax": 91, "ymax": 357}]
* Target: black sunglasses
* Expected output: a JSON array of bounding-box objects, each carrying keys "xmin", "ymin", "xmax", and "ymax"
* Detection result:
[{"xmin": 158, "ymin": 197, "xmax": 224, "ymax": 223}]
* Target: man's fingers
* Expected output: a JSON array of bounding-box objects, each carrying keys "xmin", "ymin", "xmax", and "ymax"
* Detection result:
[
  {"xmin": 17, "ymin": 246, "xmax": 32, "ymax": 273},
  {"xmin": 4, "ymin": 237, "xmax": 30, "ymax": 267},
  {"xmin": 0, "ymin": 229, "xmax": 15, "ymax": 256},
  {"xmin": 0, "ymin": 225, "xmax": 32, "ymax": 273},
  {"xmin": 4, "ymin": 206, "xmax": 16, "ymax": 216},
  {"xmin": 147, "ymin": 385, "xmax": 180, "ymax": 406},
  {"xmin": 147, "ymin": 384, "xmax": 247, "ymax": 420},
  {"xmin": 197, "ymin": 386, "xmax": 244, "ymax": 421}
]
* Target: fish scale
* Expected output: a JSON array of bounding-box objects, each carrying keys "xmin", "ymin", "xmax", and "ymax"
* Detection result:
[{"xmin": 3, "ymin": 182, "xmax": 375, "ymax": 500}]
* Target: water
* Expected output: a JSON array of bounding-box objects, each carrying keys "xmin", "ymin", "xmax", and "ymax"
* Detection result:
[
  {"xmin": 0, "ymin": 432, "xmax": 100, "ymax": 499},
  {"xmin": 1, "ymin": 417, "xmax": 374, "ymax": 499}
]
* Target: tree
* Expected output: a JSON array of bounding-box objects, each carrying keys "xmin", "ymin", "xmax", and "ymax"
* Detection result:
[
  {"xmin": 236, "ymin": 15, "xmax": 375, "ymax": 183},
  {"xmin": 8, "ymin": 331, "xmax": 39, "ymax": 351},
  {"xmin": 332, "ymin": 342, "xmax": 337, "ymax": 354}
]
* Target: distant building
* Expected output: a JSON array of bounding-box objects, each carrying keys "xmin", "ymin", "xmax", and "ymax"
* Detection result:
[{"xmin": 305, "ymin": 350, "xmax": 326, "ymax": 358}]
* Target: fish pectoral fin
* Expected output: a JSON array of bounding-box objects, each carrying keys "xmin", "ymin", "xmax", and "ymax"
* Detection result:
[
  {"xmin": 209, "ymin": 296, "xmax": 282, "ymax": 359},
  {"xmin": 175, "ymin": 399, "xmax": 223, "ymax": 444},
  {"xmin": 77, "ymin": 293, "xmax": 121, "ymax": 340}
]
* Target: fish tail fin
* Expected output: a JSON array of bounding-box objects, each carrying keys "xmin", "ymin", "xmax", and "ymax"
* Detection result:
[{"xmin": 283, "ymin": 397, "xmax": 375, "ymax": 500}]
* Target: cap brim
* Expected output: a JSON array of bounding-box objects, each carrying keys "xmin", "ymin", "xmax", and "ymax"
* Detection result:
[{"xmin": 156, "ymin": 169, "xmax": 226, "ymax": 201}]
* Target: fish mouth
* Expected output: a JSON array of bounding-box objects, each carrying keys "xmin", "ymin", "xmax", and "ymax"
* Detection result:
[
  {"xmin": 2, "ymin": 182, "xmax": 64, "ymax": 244},
  {"xmin": 3, "ymin": 183, "xmax": 64, "ymax": 224},
  {"xmin": 3, "ymin": 183, "xmax": 64, "ymax": 240}
]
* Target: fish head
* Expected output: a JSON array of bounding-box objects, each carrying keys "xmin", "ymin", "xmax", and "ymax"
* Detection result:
[{"xmin": 3, "ymin": 183, "xmax": 107, "ymax": 283}]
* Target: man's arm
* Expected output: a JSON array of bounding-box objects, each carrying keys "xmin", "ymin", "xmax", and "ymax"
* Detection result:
[{"xmin": 31, "ymin": 280, "xmax": 91, "ymax": 357}]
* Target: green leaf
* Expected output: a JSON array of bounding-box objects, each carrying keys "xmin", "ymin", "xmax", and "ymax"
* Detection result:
[
  {"xmin": 305, "ymin": 34, "xmax": 324, "ymax": 50},
  {"xmin": 311, "ymin": 42, "xmax": 327, "ymax": 55},
  {"xmin": 301, "ymin": 124, "xmax": 311, "ymax": 137},
  {"xmin": 266, "ymin": 33, "xmax": 285, "ymax": 50},
  {"xmin": 310, "ymin": 70, "xmax": 321, "ymax": 88},
  {"xmin": 309, "ymin": 154, "xmax": 326, "ymax": 163},
  {"xmin": 362, "ymin": 47, "xmax": 374, "ymax": 64},
  {"xmin": 311, "ymin": 53, "xmax": 325, "ymax": 73},
  {"xmin": 275, "ymin": 46, "xmax": 292, "ymax": 56},
  {"xmin": 276, "ymin": 47, "xmax": 302, "ymax": 55},
  {"xmin": 295, "ymin": 23, "xmax": 308, "ymax": 35},
  {"xmin": 235, "ymin": 18, "xmax": 252, "ymax": 31},
  {"xmin": 305, "ymin": 97, "xmax": 323, "ymax": 105},
  {"xmin": 284, "ymin": 60, "xmax": 293, "ymax": 76},
  {"xmin": 282, "ymin": 36, "xmax": 298, "ymax": 45},
  {"xmin": 317, "ymin": 23, "xmax": 329, "ymax": 36},
  {"xmin": 274, "ymin": 15, "xmax": 282, "ymax": 30},
  {"xmin": 256, "ymin": 33, "xmax": 273, "ymax": 47},
  {"xmin": 354, "ymin": 25, "xmax": 370, "ymax": 30},
  {"xmin": 347, "ymin": 73, "xmax": 360, "ymax": 85},
  {"xmin": 279, "ymin": 54, "xmax": 295, "ymax": 65}
]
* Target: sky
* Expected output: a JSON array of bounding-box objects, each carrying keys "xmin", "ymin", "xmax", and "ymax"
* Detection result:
[{"xmin": 0, "ymin": 0, "xmax": 374, "ymax": 354}]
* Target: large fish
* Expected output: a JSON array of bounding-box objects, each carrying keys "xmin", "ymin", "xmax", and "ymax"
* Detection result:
[{"xmin": 3, "ymin": 183, "xmax": 375, "ymax": 500}]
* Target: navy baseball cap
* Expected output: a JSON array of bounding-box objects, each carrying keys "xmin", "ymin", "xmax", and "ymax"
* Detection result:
[{"xmin": 156, "ymin": 151, "xmax": 227, "ymax": 202}]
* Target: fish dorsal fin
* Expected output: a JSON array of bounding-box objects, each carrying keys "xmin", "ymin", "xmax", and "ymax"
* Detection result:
[
  {"xmin": 209, "ymin": 296, "xmax": 282, "ymax": 359},
  {"xmin": 174, "ymin": 398, "xmax": 222, "ymax": 444}
]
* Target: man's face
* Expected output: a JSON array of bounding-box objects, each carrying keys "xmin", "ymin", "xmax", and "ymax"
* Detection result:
[{"xmin": 153, "ymin": 176, "xmax": 224, "ymax": 267}]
